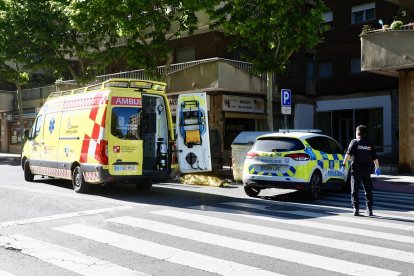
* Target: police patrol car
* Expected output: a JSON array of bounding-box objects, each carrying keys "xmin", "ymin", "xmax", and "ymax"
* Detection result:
[{"xmin": 242, "ymin": 131, "xmax": 350, "ymax": 199}]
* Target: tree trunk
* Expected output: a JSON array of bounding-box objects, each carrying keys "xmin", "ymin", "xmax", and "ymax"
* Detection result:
[
  {"xmin": 266, "ymin": 71, "xmax": 274, "ymax": 131},
  {"xmin": 160, "ymin": 51, "xmax": 174, "ymax": 83},
  {"xmin": 16, "ymin": 83, "xmax": 25, "ymax": 147}
]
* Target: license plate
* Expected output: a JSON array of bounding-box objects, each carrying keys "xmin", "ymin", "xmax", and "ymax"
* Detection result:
[
  {"xmin": 114, "ymin": 165, "xmax": 137, "ymax": 171},
  {"xmin": 261, "ymin": 165, "xmax": 281, "ymax": 171}
]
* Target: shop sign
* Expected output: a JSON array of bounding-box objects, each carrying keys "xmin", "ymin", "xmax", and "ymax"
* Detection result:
[{"xmin": 223, "ymin": 95, "xmax": 264, "ymax": 113}]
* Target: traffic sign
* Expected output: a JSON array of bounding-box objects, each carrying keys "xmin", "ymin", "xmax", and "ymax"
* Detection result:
[
  {"xmin": 281, "ymin": 106, "xmax": 291, "ymax": 115},
  {"xmin": 281, "ymin": 89, "xmax": 291, "ymax": 106}
]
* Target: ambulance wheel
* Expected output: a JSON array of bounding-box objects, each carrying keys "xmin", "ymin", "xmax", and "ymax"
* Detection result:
[
  {"xmin": 136, "ymin": 181, "xmax": 152, "ymax": 192},
  {"xmin": 244, "ymin": 186, "xmax": 261, "ymax": 197},
  {"xmin": 24, "ymin": 160, "xmax": 34, "ymax": 182},
  {"xmin": 307, "ymin": 172, "xmax": 321, "ymax": 200},
  {"xmin": 72, "ymin": 166, "xmax": 90, "ymax": 193}
]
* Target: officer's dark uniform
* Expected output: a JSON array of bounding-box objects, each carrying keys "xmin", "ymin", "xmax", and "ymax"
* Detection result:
[{"xmin": 346, "ymin": 137, "xmax": 378, "ymax": 212}]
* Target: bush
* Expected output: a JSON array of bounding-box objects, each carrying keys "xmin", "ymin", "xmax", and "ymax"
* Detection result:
[
  {"xmin": 390, "ymin": 20, "xmax": 403, "ymax": 30},
  {"xmin": 360, "ymin": 25, "xmax": 374, "ymax": 35}
]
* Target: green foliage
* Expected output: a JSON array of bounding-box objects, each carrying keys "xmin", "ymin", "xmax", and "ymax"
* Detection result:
[
  {"xmin": 69, "ymin": 0, "xmax": 214, "ymax": 81},
  {"xmin": 360, "ymin": 25, "xmax": 374, "ymax": 35},
  {"xmin": 207, "ymin": 0, "xmax": 328, "ymax": 74},
  {"xmin": 0, "ymin": 0, "xmax": 118, "ymax": 86},
  {"xmin": 390, "ymin": 20, "xmax": 403, "ymax": 30}
]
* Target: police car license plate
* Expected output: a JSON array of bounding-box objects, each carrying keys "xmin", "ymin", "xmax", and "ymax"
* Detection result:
[
  {"xmin": 261, "ymin": 165, "xmax": 281, "ymax": 171},
  {"xmin": 114, "ymin": 165, "xmax": 136, "ymax": 171}
]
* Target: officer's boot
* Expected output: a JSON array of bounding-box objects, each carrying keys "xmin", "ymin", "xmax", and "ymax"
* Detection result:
[
  {"xmin": 353, "ymin": 207, "xmax": 360, "ymax": 216},
  {"xmin": 365, "ymin": 207, "xmax": 373, "ymax": 217}
]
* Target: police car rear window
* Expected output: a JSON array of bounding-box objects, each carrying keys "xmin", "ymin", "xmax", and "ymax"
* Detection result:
[{"xmin": 253, "ymin": 137, "xmax": 305, "ymax": 152}]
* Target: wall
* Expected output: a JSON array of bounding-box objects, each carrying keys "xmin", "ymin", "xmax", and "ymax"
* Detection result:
[
  {"xmin": 294, "ymin": 104, "xmax": 314, "ymax": 129},
  {"xmin": 317, "ymin": 0, "xmax": 399, "ymax": 96},
  {"xmin": 399, "ymin": 70, "xmax": 414, "ymax": 172}
]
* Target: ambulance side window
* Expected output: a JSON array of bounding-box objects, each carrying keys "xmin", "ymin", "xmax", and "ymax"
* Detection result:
[
  {"xmin": 31, "ymin": 115, "xmax": 44, "ymax": 139},
  {"xmin": 111, "ymin": 107, "xmax": 141, "ymax": 140}
]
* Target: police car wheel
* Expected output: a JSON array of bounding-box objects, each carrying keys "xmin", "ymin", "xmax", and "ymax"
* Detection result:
[
  {"xmin": 307, "ymin": 173, "xmax": 321, "ymax": 200},
  {"xmin": 244, "ymin": 186, "xmax": 261, "ymax": 197},
  {"xmin": 72, "ymin": 166, "xmax": 90, "ymax": 193},
  {"xmin": 24, "ymin": 160, "xmax": 34, "ymax": 182}
]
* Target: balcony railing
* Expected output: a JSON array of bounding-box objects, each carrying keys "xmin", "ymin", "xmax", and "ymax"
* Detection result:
[
  {"xmin": 363, "ymin": 23, "xmax": 414, "ymax": 35},
  {"xmin": 61, "ymin": 57, "xmax": 262, "ymax": 85}
]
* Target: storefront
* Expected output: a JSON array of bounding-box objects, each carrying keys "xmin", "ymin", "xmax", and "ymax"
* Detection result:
[
  {"xmin": 222, "ymin": 94, "xmax": 266, "ymax": 149},
  {"xmin": 316, "ymin": 95, "xmax": 392, "ymax": 153},
  {"xmin": 1, "ymin": 112, "xmax": 35, "ymax": 153}
]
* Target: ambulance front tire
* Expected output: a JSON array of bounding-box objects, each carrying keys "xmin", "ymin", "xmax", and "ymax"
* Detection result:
[
  {"xmin": 244, "ymin": 186, "xmax": 261, "ymax": 197},
  {"xmin": 24, "ymin": 160, "xmax": 34, "ymax": 182},
  {"xmin": 72, "ymin": 166, "xmax": 90, "ymax": 193}
]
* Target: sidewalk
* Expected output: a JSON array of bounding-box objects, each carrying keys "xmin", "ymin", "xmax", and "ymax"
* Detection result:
[{"xmin": 2, "ymin": 153, "xmax": 414, "ymax": 194}]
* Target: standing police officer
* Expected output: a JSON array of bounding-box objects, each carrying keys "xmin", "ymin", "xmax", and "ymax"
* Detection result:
[{"xmin": 342, "ymin": 125, "xmax": 380, "ymax": 216}]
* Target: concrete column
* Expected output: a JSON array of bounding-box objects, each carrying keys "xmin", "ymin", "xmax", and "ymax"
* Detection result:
[{"xmin": 399, "ymin": 70, "xmax": 414, "ymax": 172}]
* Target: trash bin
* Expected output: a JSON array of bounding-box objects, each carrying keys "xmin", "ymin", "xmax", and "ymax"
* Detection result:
[{"xmin": 231, "ymin": 131, "xmax": 272, "ymax": 182}]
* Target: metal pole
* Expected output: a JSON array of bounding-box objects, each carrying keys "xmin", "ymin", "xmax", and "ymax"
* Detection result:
[{"xmin": 266, "ymin": 71, "xmax": 274, "ymax": 131}]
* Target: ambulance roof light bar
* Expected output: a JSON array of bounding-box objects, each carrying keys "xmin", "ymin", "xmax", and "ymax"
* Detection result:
[{"xmin": 47, "ymin": 78, "xmax": 166, "ymax": 100}]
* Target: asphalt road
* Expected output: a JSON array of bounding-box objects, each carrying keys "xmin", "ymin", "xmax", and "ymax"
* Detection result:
[{"xmin": 0, "ymin": 162, "xmax": 413, "ymax": 276}]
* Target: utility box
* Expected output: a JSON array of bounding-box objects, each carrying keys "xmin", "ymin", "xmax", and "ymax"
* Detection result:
[{"xmin": 231, "ymin": 131, "xmax": 272, "ymax": 182}]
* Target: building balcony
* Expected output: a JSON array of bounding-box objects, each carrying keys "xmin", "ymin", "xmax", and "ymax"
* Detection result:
[{"xmin": 361, "ymin": 23, "xmax": 414, "ymax": 77}]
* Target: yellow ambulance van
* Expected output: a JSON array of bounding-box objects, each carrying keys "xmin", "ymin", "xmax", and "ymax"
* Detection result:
[{"xmin": 21, "ymin": 79, "xmax": 211, "ymax": 192}]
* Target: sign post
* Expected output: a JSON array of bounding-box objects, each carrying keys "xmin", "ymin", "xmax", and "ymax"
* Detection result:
[{"xmin": 281, "ymin": 89, "xmax": 291, "ymax": 129}]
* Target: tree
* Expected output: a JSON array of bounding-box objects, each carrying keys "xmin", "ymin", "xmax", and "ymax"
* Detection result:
[
  {"xmin": 0, "ymin": 0, "xmax": 35, "ymax": 139},
  {"xmin": 69, "ymin": 0, "xmax": 216, "ymax": 81},
  {"xmin": 208, "ymin": 0, "xmax": 328, "ymax": 130},
  {"xmin": 0, "ymin": 0, "xmax": 116, "ymax": 86}
]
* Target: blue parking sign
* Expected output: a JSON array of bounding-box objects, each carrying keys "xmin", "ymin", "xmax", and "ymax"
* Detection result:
[{"xmin": 281, "ymin": 89, "xmax": 291, "ymax": 106}]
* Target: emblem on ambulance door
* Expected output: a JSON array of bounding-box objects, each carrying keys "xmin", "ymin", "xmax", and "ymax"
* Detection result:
[
  {"xmin": 113, "ymin": 146, "xmax": 120, "ymax": 153},
  {"xmin": 49, "ymin": 117, "xmax": 55, "ymax": 134}
]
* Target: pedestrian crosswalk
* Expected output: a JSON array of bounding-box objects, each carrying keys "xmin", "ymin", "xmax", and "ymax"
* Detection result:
[{"xmin": 0, "ymin": 190, "xmax": 413, "ymax": 276}]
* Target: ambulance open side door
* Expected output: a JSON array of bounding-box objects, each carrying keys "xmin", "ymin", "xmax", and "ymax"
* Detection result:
[{"xmin": 176, "ymin": 92, "xmax": 212, "ymax": 173}]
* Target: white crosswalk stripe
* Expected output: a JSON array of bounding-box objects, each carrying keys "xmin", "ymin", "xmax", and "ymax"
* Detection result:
[
  {"xmin": 187, "ymin": 205, "xmax": 414, "ymax": 244},
  {"xmin": 0, "ymin": 270, "xmax": 15, "ymax": 276},
  {"xmin": 224, "ymin": 202, "xmax": 414, "ymax": 231},
  {"xmin": 54, "ymin": 224, "xmax": 282, "ymax": 276},
  {"xmin": 110, "ymin": 214, "xmax": 414, "ymax": 272},
  {"xmin": 320, "ymin": 195, "xmax": 412, "ymax": 210},
  {"xmin": 332, "ymin": 191, "xmax": 414, "ymax": 204},
  {"xmin": 151, "ymin": 209, "xmax": 414, "ymax": 264},
  {"xmin": 0, "ymin": 234, "xmax": 146, "ymax": 276},
  {"xmin": 371, "ymin": 189, "xmax": 414, "ymax": 200},
  {"xmin": 226, "ymin": 199, "xmax": 414, "ymax": 221}
]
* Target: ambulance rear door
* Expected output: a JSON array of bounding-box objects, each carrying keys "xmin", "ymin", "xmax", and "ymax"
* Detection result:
[
  {"xmin": 108, "ymin": 92, "xmax": 143, "ymax": 176},
  {"xmin": 176, "ymin": 92, "xmax": 212, "ymax": 173}
]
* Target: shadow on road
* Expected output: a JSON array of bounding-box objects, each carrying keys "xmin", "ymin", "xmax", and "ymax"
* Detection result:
[
  {"xmin": 26, "ymin": 176, "xmax": 414, "ymax": 224},
  {"xmin": 0, "ymin": 157, "xmax": 21, "ymax": 167}
]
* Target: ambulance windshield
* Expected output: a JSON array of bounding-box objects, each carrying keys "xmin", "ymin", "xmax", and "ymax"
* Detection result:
[{"xmin": 111, "ymin": 107, "xmax": 141, "ymax": 140}]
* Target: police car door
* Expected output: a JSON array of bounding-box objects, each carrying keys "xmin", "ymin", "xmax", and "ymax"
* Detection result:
[
  {"xmin": 176, "ymin": 92, "xmax": 212, "ymax": 173},
  {"xmin": 324, "ymin": 137, "xmax": 347, "ymax": 182}
]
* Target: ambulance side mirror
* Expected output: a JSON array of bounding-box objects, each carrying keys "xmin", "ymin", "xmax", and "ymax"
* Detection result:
[{"xmin": 23, "ymin": 129, "xmax": 30, "ymax": 140}]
